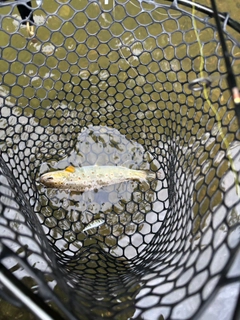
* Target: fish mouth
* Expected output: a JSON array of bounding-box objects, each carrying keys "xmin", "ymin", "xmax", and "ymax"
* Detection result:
[
  {"xmin": 45, "ymin": 176, "xmax": 54, "ymax": 181},
  {"xmin": 40, "ymin": 172, "xmax": 68, "ymax": 188},
  {"xmin": 39, "ymin": 174, "xmax": 55, "ymax": 185}
]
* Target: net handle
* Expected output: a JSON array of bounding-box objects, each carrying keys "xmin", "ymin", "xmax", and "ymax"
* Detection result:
[{"xmin": 209, "ymin": 0, "xmax": 240, "ymax": 126}]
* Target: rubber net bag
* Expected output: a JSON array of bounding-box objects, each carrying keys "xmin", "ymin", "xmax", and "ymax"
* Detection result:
[{"xmin": 0, "ymin": 0, "xmax": 239, "ymax": 319}]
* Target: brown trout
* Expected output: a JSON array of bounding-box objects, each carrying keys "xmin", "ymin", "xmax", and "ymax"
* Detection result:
[{"xmin": 39, "ymin": 165, "xmax": 156, "ymax": 192}]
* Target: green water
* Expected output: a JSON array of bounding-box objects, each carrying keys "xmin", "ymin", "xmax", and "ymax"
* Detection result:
[
  {"xmin": 0, "ymin": 0, "xmax": 240, "ymax": 319},
  {"xmin": 36, "ymin": 126, "xmax": 161, "ymax": 259}
]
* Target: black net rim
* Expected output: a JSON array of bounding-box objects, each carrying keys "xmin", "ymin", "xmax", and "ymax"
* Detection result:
[{"xmin": 0, "ymin": 1, "xmax": 240, "ymax": 320}]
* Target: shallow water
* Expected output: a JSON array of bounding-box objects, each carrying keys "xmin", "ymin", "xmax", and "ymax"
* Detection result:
[
  {"xmin": 0, "ymin": 0, "xmax": 240, "ymax": 319},
  {"xmin": 36, "ymin": 126, "xmax": 166, "ymax": 259}
]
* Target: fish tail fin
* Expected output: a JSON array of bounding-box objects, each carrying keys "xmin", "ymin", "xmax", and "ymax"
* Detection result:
[
  {"xmin": 135, "ymin": 171, "xmax": 155, "ymax": 190},
  {"xmin": 145, "ymin": 171, "xmax": 157, "ymax": 181},
  {"xmin": 133, "ymin": 170, "xmax": 155, "ymax": 185},
  {"xmin": 144, "ymin": 170, "xmax": 162, "ymax": 181}
]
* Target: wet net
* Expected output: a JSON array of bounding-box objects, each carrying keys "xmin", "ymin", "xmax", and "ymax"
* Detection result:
[{"xmin": 0, "ymin": 0, "xmax": 240, "ymax": 319}]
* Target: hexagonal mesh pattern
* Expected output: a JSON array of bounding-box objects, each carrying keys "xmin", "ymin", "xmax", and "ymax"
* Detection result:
[{"xmin": 0, "ymin": 0, "xmax": 240, "ymax": 319}]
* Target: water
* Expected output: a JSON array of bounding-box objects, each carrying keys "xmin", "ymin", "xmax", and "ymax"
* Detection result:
[
  {"xmin": 0, "ymin": 0, "xmax": 240, "ymax": 319},
  {"xmin": 36, "ymin": 126, "xmax": 166, "ymax": 259}
]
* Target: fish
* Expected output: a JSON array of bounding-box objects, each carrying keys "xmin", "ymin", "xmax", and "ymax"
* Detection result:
[
  {"xmin": 39, "ymin": 165, "xmax": 156, "ymax": 192},
  {"xmin": 82, "ymin": 218, "xmax": 105, "ymax": 232}
]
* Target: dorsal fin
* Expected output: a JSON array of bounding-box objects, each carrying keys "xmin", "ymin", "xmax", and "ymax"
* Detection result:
[{"xmin": 65, "ymin": 165, "xmax": 75, "ymax": 173}]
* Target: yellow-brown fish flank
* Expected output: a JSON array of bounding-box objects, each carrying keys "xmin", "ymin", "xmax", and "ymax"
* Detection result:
[{"xmin": 40, "ymin": 165, "xmax": 156, "ymax": 192}]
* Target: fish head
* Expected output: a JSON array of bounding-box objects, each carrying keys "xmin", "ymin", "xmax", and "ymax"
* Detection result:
[{"xmin": 39, "ymin": 170, "xmax": 70, "ymax": 188}]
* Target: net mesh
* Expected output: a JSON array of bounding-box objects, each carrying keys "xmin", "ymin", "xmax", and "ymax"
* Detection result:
[{"xmin": 0, "ymin": 0, "xmax": 240, "ymax": 319}]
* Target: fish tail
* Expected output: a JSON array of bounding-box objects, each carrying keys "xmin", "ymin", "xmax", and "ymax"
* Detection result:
[
  {"xmin": 134, "ymin": 170, "xmax": 156, "ymax": 182},
  {"xmin": 145, "ymin": 171, "xmax": 157, "ymax": 181},
  {"xmin": 138, "ymin": 170, "xmax": 159, "ymax": 190},
  {"xmin": 146, "ymin": 170, "xmax": 163, "ymax": 181},
  {"xmin": 138, "ymin": 171, "xmax": 155, "ymax": 190}
]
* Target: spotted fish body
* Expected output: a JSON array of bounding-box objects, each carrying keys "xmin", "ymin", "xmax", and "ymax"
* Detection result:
[{"xmin": 40, "ymin": 165, "xmax": 156, "ymax": 192}]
